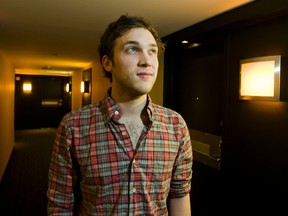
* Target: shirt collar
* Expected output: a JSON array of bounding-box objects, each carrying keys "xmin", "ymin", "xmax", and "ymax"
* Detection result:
[
  {"xmin": 146, "ymin": 95, "xmax": 154, "ymax": 123},
  {"xmin": 103, "ymin": 88, "xmax": 154, "ymax": 124},
  {"xmin": 104, "ymin": 88, "xmax": 121, "ymax": 123}
]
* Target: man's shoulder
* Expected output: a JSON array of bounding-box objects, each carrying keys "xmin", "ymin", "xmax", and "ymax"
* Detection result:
[
  {"xmin": 150, "ymin": 103, "xmax": 189, "ymax": 135},
  {"xmin": 151, "ymin": 103, "xmax": 183, "ymax": 118},
  {"xmin": 62, "ymin": 100, "xmax": 106, "ymax": 122}
]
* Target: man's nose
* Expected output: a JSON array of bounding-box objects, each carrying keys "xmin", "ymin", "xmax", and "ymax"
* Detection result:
[{"xmin": 138, "ymin": 51, "xmax": 152, "ymax": 67}]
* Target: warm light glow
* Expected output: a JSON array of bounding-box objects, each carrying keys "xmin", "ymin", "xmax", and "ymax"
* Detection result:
[
  {"xmin": 16, "ymin": 69, "xmax": 73, "ymax": 76},
  {"xmin": 81, "ymin": 80, "xmax": 90, "ymax": 93},
  {"xmin": 239, "ymin": 55, "xmax": 281, "ymax": 101},
  {"xmin": 240, "ymin": 61, "xmax": 275, "ymax": 96},
  {"xmin": 189, "ymin": 43, "xmax": 200, "ymax": 48},
  {"xmin": 66, "ymin": 83, "xmax": 69, "ymax": 92},
  {"xmin": 66, "ymin": 83, "xmax": 71, "ymax": 93},
  {"xmin": 81, "ymin": 81, "xmax": 85, "ymax": 93},
  {"xmin": 182, "ymin": 40, "xmax": 189, "ymax": 44},
  {"xmin": 23, "ymin": 82, "xmax": 32, "ymax": 93}
]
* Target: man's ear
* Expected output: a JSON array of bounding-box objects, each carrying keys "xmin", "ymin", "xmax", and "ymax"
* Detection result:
[{"xmin": 102, "ymin": 55, "xmax": 112, "ymax": 72}]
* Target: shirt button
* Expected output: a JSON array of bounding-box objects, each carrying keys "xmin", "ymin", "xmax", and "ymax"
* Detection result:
[
  {"xmin": 133, "ymin": 188, "xmax": 137, "ymax": 193},
  {"xmin": 122, "ymin": 131, "xmax": 127, "ymax": 136},
  {"xmin": 115, "ymin": 111, "xmax": 119, "ymax": 115}
]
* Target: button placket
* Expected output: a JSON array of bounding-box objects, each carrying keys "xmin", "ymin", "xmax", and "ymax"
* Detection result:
[{"xmin": 131, "ymin": 158, "xmax": 137, "ymax": 194}]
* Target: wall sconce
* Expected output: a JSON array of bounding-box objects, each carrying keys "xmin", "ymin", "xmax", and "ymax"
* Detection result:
[
  {"xmin": 66, "ymin": 83, "xmax": 72, "ymax": 93},
  {"xmin": 81, "ymin": 81, "xmax": 90, "ymax": 93},
  {"xmin": 239, "ymin": 55, "xmax": 281, "ymax": 101},
  {"xmin": 23, "ymin": 82, "xmax": 32, "ymax": 93}
]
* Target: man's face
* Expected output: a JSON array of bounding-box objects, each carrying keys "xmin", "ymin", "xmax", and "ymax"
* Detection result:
[{"xmin": 103, "ymin": 28, "xmax": 159, "ymax": 99}]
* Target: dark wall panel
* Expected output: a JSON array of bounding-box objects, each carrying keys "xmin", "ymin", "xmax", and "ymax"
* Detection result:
[
  {"xmin": 163, "ymin": 2, "xmax": 288, "ymax": 215},
  {"xmin": 164, "ymin": 37, "xmax": 226, "ymax": 216},
  {"xmin": 174, "ymin": 44, "xmax": 224, "ymax": 135},
  {"xmin": 225, "ymin": 15, "xmax": 288, "ymax": 213}
]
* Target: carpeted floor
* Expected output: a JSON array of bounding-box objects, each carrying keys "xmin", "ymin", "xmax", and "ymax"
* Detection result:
[{"xmin": 0, "ymin": 128, "xmax": 57, "ymax": 216}]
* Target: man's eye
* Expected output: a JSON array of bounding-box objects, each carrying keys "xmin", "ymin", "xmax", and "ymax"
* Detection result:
[
  {"xmin": 149, "ymin": 48, "xmax": 158, "ymax": 55},
  {"xmin": 127, "ymin": 47, "xmax": 138, "ymax": 54}
]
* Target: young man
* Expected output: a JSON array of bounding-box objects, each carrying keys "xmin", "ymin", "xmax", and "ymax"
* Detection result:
[{"xmin": 47, "ymin": 15, "xmax": 193, "ymax": 215}]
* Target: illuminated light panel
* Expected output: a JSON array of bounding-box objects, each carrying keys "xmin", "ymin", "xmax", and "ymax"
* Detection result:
[
  {"xmin": 239, "ymin": 55, "xmax": 281, "ymax": 101},
  {"xmin": 241, "ymin": 61, "xmax": 275, "ymax": 96},
  {"xmin": 66, "ymin": 83, "xmax": 71, "ymax": 93},
  {"xmin": 23, "ymin": 82, "xmax": 32, "ymax": 93},
  {"xmin": 81, "ymin": 81, "xmax": 89, "ymax": 93},
  {"xmin": 81, "ymin": 81, "xmax": 85, "ymax": 93}
]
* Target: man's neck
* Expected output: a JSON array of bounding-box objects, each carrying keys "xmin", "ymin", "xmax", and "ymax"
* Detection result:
[
  {"xmin": 111, "ymin": 90, "xmax": 147, "ymax": 118},
  {"xmin": 116, "ymin": 96, "xmax": 148, "ymax": 148},
  {"xmin": 117, "ymin": 95, "xmax": 147, "ymax": 119}
]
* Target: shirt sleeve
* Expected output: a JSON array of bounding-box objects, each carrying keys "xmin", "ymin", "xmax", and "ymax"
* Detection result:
[
  {"xmin": 169, "ymin": 118, "xmax": 193, "ymax": 198},
  {"xmin": 47, "ymin": 117, "xmax": 80, "ymax": 215}
]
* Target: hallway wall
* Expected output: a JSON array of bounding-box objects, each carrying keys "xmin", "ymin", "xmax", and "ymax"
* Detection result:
[
  {"xmin": 163, "ymin": 1, "xmax": 288, "ymax": 214},
  {"xmin": 83, "ymin": 59, "xmax": 111, "ymax": 105},
  {"xmin": 0, "ymin": 51, "xmax": 15, "ymax": 182}
]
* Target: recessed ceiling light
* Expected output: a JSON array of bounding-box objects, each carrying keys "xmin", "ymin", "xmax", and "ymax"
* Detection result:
[{"xmin": 188, "ymin": 43, "xmax": 201, "ymax": 48}]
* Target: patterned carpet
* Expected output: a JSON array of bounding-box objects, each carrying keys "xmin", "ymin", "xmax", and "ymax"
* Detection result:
[{"xmin": 0, "ymin": 128, "xmax": 57, "ymax": 216}]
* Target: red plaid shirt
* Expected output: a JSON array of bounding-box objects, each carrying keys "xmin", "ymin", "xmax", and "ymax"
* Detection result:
[{"xmin": 47, "ymin": 91, "xmax": 193, "ymax": 215}]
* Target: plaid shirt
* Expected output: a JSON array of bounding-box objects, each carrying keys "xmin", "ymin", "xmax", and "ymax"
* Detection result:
[{"xmin": 47, "ymin": 92, "xmax": 193, "ymax": 216}]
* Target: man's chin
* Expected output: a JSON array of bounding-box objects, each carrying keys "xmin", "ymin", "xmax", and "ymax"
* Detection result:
[{"xmin": 134, "ymin": 87, "xmax": 153, "ymax": 96}]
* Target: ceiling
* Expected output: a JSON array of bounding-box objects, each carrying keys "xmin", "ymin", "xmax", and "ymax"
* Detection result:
[{"xmin": 0, "ymin": 0, "xmax": 253, "ymax": 74}]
